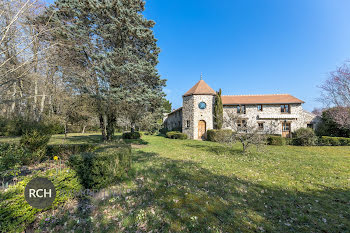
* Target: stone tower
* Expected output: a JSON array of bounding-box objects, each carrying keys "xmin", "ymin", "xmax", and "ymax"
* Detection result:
[{"xmin": 182, "ymin": 79, "xmax": 216, "ymax": 139}]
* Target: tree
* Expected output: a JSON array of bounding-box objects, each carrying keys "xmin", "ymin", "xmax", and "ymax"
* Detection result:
[
  {"xmin": 163, "ymin": 99, "xmax": 172, "ymax": 113},
  {"xmin": 222, "ymin": 112, "xmax": 265, "ymax": 153},
  {"xmin": 315, "ymin": 107, "xmax": 350, "ymax": 137},
  {"xmin": 214, "ymin": 88, "xmax": 223, "ymax": 129},
  {"xmin": 320, "ymin": 61, "xmax": 350, "ymax": 107},
  {"xmin": 39, "ymin": 0, "xmax": 165, "ymax": 141}
]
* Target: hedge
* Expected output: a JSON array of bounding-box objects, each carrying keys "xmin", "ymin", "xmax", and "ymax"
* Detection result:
[
  {"xmin": 319, "ymin": 136, "xmax": 350, "ymax": 146},
  {"xmin": 207, "ymin": 129, "xmax": 233, "ymax": 142},
  {"xmin": 122, "ymin": 131, "xmax": 141, "ymax": 139},
  {"xmin": 68, "ymin": 146, "xmax": 132, "ymax": 189},
  {"xmin": 266, "ymin": 135, "xmax": 285, "ymax": 146},
  {"xmin": 0, "ymin": 168, "xmax": 83, "ymax": 233},
  {"xmin": 46, "ymin": 144, "xmax": 98, "ymax": 160},
  {"xmin": 166, "ymin": 131, "xmax": 188, "ymax": 140}
]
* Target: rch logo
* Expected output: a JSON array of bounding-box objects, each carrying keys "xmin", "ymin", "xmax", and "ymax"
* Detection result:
[{"xmin": 24, "ymin": 177, "xmax": 56, "ymax": 209}]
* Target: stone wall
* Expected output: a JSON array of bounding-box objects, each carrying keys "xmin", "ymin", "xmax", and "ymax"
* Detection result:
[
  {"xmin": 182, "ymin": 95, "xmax": 215, "ymax": 139},
  {"xmin": 164, "ymin": 108, "xmax": 182, "ymax": 131},
  {"xmin": 222, "ymin": 103, "xmax": 318, "ymax": 135}
]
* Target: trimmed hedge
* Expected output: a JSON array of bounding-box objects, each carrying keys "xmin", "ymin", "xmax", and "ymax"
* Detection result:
[
  {"xmin": 0, "ymin": 168, "xmax": 83, "ymax": 233},
  {"xmin": 166, "ymin": 131, "xmax": 188, "ymax": 140},
  {"xmin": 122, "ymin": 132, "xmax": 141, "ymax": 139},
  {"xmin": 319, "ymin": 136, "xmax": 350, "ymax": 146},
  {"xmin": 267, "ymin": 135, "xmax": 285, "ymax": 146},
  {"xmin": 46, "ymin": 144, "xmax": 98, "ymax": 159},
  {"xmin": 68, "ymin": 146, "xmax": 132, "ymax": 189},
  {"xmin": 207, "ymin": 129, "xmax": 233, "ymax": 142}
]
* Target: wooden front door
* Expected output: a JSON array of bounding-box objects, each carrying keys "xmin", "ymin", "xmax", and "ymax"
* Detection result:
[
  {"xmin": 282, "ymin": 122, "xmax": 291, "ymax": 138},
  {"xmin": 198, "ymin": 120, "xmax": 206, "ymax": 140}
]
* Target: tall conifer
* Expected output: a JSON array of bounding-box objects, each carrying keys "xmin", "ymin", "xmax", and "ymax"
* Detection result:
[
  {"xmin": 214, "ymin": 88, "xmax": 223, "ymax": 129},
  {"xmin": 39, "ymin": 0, "xmax": 165, "ymax": 140}
]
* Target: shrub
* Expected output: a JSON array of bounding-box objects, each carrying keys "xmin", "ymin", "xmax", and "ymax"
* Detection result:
[
  {"xmin": 267, "ymin": 135, "xmax": 285, "ymax": 145},
  {"xmin": 0, "ymin": 144, "xmax": 28, "ymax": 180},
  {"xmin": 68, "ymin": 146, "xmax": 132, "ymax": 189},
  {"xmin": 122, "ymin": 131, "xmax": 141, "ymax": 139},
  {"xmin": 207, "ymin": 129, "xmax": 233, "ymax": 142},
  {"xmin": 166, "ymin": 131, "xmax": 188, "ymax": 140},
  {"xmin": 0, "ymin": 117, "xmax": 64, "ymax": 136},
  {"xmin": 319, "ymin": 136, "xmax": 350, "ymax": 146},
  {"xmin": 46, "ymin": 144, "xmax": 98, "ymax": 160},
  {"xmin": 292, "ymin": 128, "xmax": 317, "ymax": 146},
  {"xmin": 20, "ymin": 130, "xmax": 51, "ymax": 164},
  {"xmin": 0, "ymin": 168, "xmax": 83, "ymax": 233}
]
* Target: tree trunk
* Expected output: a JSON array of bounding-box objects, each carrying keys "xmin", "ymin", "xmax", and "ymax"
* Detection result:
[
  {"xmin": 106, "ymin": 113, "xmax": 116, "ymax": 141},
  {"xmin": 64, "ymin": 123, "xmax": 67, "ymax": 139},
  {"xmin": 131, "ymin": 122, "xmax": 136, "ymax": 133},
  {"xmin": 99, "ymin": 114, "xmax": 107, "ymax": 141},
  {"xmin": 82, "ymin": 125, "xmax": 86, "ymax": 134}
]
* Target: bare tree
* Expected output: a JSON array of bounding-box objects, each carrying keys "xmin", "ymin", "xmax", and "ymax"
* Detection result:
[
  {"xmin": 320, "ymin": 61, "xmax": 350, "ymax": 107},
  {"xmin": 319, "ymin": 61, "xmax": 350, "ymax": 129},
  {"xmin": 222, "ymin": 112, "xmax": 266, "ymax": 153}
]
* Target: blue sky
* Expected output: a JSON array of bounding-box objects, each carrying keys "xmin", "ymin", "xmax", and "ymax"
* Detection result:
[{"xmin": 45, "ymin": 0, "xmax": 350, "ymax": 111}]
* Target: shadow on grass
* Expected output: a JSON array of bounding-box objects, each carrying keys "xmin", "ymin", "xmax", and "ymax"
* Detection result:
[
  {"xmin": 184, "ymin": 142, "xmax": 243, "ymax": 155},
  {"xmin": 35, "ymin": 149, "xmax": 350, "ymax": 232},
  {"xmin": 64, "ymin": 134, "xmax": 103, "ymax": 144}
]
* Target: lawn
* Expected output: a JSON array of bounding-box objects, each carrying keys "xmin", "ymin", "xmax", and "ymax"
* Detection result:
[{"xmin": 2, "ymin": 133, "xmax": 350, "ymax": 232}]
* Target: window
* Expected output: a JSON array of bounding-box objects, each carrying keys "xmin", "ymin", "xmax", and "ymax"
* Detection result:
[
  {"xmin": 282, "ymin": 122, "xmax": 291, "ymax": 131},
  {"xmin": 237, "ymin": 105, "xmax": 246, "ymax": 114},
  {"xmin": 281, "ymin": 104, "xmax": 290, "ymax": 113},
  {"xmin": 186, "ymin": 120, "xmax": 190, "ymax": 128},
  {"xmin": 236, "ymin": 119, "xmax": 246, "ymax": 127},
  {"xmin": 258, "ymin": 122, "xmax": 264, "ymax": 130},
  {"xmin": 257, "ymin": 105, "xmax": 263, "ymax": 111}
]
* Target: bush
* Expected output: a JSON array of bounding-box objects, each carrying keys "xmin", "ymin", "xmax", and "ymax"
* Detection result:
[
  {"xmin": 319, "ymin": 136, "xmax": 350, "ymax": 146},
  {"xmin": 0, "ymin": 117, "xmax": 64, "ymax": 136},
  {"xmin": 207, "ymin": 129, "xmax": 233, "ymax": 142},
  {"xmin": 46, "ymin": 144, "xmax": 98, "ymax": 160},
  {"xmin": 267, "ymin": 135, "xmax": 285, "ymax": 145},
  {"xmin": 0, "ymin": 168, "xmax": 83, "ymax": 233},
  {"xmin": 20, "ymin": 130, "xmax": 51, "ymax": 164},
  {"xmin": 122, "ymin": 131, "xmax": 141, "ymax": 139},
  {"xmin": 68, "ymin": 146, "xmax": 132, "ymax": 189},
  {"xmin": 292, "ymin": 128, "xmax": 317, "ymax": 146},
  {"xmin": 0, "ymin": 144, "xmax": 29, "ymax": 179},
  {"xmin": 166, "ymin": 131, "xmax": 188, "ymax": 140}
]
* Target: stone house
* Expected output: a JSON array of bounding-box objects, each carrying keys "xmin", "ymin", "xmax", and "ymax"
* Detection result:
[{"xmin": 164, "ymin": 79, "xmax": 319, "ymax": 139}]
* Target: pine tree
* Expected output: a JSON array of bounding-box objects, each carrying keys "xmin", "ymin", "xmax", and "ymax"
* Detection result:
[
  {"xmin": 214, "ymin": 88, "xmax": 223, "ymax": 129},
  {"xmin": 39, "ymin": 0, "xmax": 165, "ymax": 140}
]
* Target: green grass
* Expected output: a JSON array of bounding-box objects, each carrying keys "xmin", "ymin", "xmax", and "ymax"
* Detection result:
[{"xmin": 2, "ymin": 133, "xmax": 350, "ymax": 232}]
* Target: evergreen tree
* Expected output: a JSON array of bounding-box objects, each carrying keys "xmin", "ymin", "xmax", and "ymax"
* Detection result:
[
  {"xmin": 163, "ymin": 99, "xmax": 172, "ymax": 113},
  {"xmin": 214, "ymin": 88, "xmax": 223, "ymax": 129},
  {"xmin": 39, "ymin": 0, "xmax": 165, "ymax": 140}
]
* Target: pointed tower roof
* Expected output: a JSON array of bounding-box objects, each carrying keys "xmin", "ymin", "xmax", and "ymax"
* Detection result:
[{"xmin": 183, "ymin": 79, "xmax": 216, "ymax": 97}]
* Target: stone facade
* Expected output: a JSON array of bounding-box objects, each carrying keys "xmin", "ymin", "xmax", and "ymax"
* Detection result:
[
  {"xmin": 182, "ymin": 95, "xmax": 215, "ymax": 139},
  {"xmin": 222, "ymin": 103, "xmax": 319, "ymax": 134},
  {"xmin": 164, "ymin": 79, "xmax": 318, "ymax": 139},
  {"xmin": 164, "ymin": 108, "xmax": 182, "ymax": 131}
]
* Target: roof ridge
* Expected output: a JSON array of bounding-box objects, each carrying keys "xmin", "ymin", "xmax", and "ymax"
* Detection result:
[{"xmin": 223, "ymin": 94, "xmax": 290, "ymax": 96}]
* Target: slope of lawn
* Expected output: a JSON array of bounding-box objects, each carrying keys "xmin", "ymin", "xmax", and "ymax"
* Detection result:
[
  {"xmin": 32, "ymin": 134, "xmax": 350, "ymax": 232},
  {"xmin": 1, "ymin": 133, "xmax": 349, "ymax": 232}
]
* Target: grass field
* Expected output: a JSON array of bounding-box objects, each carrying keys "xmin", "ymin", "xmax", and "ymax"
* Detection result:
[{"xmin": 2, "ymin": 133, "xmax": 350, "ymax": 232}]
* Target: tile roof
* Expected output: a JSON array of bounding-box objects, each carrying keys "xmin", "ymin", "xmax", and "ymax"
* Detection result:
[
  {"xmin": 183, "ymin": 80, "xmax": 216, "ymax": 97},
  {"xmin": 221, "ymin": 94, "xmax": 304, "ymax": 105}
]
